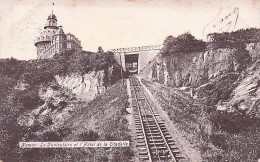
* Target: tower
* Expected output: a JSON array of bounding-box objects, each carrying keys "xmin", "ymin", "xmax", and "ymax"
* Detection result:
[
  {"xmin": 54, "ymin": 26, "xmax": 66, "ymax": 53},
  {"xmin": 34, "ymin": 11, "xmax": 82, "ymax": 59},
  {"xmin": 34, "ymin": 12, "xmax": 59, "ymax": 58},
  {"xmin": 44, "ymin": 11, "xmax": 58, "ymax": 30}
]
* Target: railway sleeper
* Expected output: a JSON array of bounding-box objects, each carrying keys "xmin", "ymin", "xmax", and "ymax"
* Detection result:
[
  {"xmin": 143, "ymin": 121, "xmax": 157, "ymax": 125},
  {"xmin": 138, "ymin": 147, "xmax": 148, "ymax": 151},
  {"xmin": 144, "ymin": 125, "xmax": 158, "ymax": 129},
  {"xmin": 137, "ymin": 138, "xmax": 145, "ymax": 141},
  {"xmin": 136, "ymin": 133, "xmax": 145, "ymax": 137},
  {"xmin": 169, "ymin": 145, "xmax": 179, "ymax": 149},
  {"xmin": 175, "ymin": 154, "xmax": 185, "ymax": 159},
  {"xmin": 151, "ymin": 149, "xmax": 170, "ymax": 154},
  {"xmin": 155, "ymin": 118, "xmax": 164, "ymax": 122},
  {"xmin": 139, "ymin": 149, "xmax": 148, "ymax": 154},
  {"xmin": 136, "ymin": 133, "xmax": 144, "ymax": 136},
  {"xmin": 142, "ymin": 119, "xmax": 155, "ymax": 122},
  {"xmin": 137, "ymin": 143, "xmax": 146, "ymax": 147},
  {"xmin": 139, "ymin": 156, "xmax": 149, "ymax": 161},
  {"xmin": 148, "ymin": 142, "xmax": 166, "ymax": 146},
  {"xmin": 164, "ymin": 136, "xmax": 173, "ymax": 140},
  {"xmin": 149, "ymin": 138, "xmax": 164, "ymax": 143},
  {"xmin": 135, "ymin": 127, "xmax": 143, "ymax": 130},
  {"xmin": 136, "ymin": 129, "xmax": 144, "ymax": 132},
  {"xmin": 144, "ymin": 127, "xmax": 159, "ymax": 131},
  {"xmin": 151, "ymin": 153, "xmax": 171, "ymax": 157},
  {"xmin": 143, "ymin": 118, "xmax": 156, "ymax": 122},
  {"xmin": 144, "ymin": 129, "xmax": 159, "ymax": 133},
  {"xmin": 135, "ymin": 127, "xmax": 143, "ymax": 131},
  {"xmin": 161, "ymin": 132, "xmax": 170, "ymax": 136},
  {"xmin": 136, "ymin": 132, "xmax": 144, "ymax": 136},
  {"xmin": 146, "ymin": 132, "xmax": 161, "ymax": 136},
  {"xmin": 157, "ymin": 122, "xmax": 166, "ymax": 125},
  {"xmin": 156, "ymin": 119, "xmax": 165, "ymax": 122},
  {"xmin": 167, "ymin": 141, "xmax": 176, "ymax": 146},
  {"xmin": 150, "ymin": 146, "xmax": 167, "ymax": 150},
  {"xmin": 160, "ymin": 126, "xmax": 167, "ymax": 130},
  {"xmin": 139, "ymin": 152, "xmax": 148, "ymax": 156},
  {"xmin": 143, "ymin": 124, "xmax": 157, "ymax": 128},
  {"xmin": 161, "ymin": 130, "xmax": 170, "ymax": 134},
  {"xmin": 143, "ymin": 121, "xmax": 156, "ymax": 125},
  {"xmin": 137, "ymin": 138, "xmax": 145, "ymax": 142},
  {"xmin": 171, "ymin": 150, "xmax": 181, "ymax": 154},
  {"xmin": 147, "ymin": 135, "xmax": 163, "ymax": 139},
  {"xmin": 141, "ymin": 116, "xmax": 154, "ymax": 119}
]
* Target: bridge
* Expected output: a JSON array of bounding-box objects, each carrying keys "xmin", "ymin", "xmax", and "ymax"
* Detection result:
[{"xmin": 109, "ymin": 45, "xmax": 163, "ymax": 74}]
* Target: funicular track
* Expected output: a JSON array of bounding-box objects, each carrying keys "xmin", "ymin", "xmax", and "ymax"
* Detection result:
[{"xmin": 129, "ymin": 76, "xmax": 185, "ymax": 162}]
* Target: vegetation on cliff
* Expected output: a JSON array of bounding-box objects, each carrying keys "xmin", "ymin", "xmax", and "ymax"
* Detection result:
[
  {"xmin": 142, "ymin": 80, "xmax": 260, "ymax": 161},
  {"xmin": 0, "ymin": 49, "xmax": 132, "ymax": 161},
  {"xmin": 208, "ymin": 28, "xmax": 260, "ymax": 49},
  {"xmin": 160, "ymin": 33, "xmax": 206, "ymax": 57},
  {"xmin": 141, "ymin": 28, "xmax": 260, "ymax": 161}
]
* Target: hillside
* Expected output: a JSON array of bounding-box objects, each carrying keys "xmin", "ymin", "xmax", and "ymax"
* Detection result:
[
  {"xmin": 140, "ymin": 29, "xmax": 260, "ymax": 161},
  {"xmin": 0, "ymin": 50, "xmax": 133, "ymax": 161}
]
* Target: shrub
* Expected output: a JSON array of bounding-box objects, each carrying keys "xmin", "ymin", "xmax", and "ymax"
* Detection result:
[
  {"xmin": 210, "ymin": 134, "xmax": 228, "ymax": 150},
  {"xmin": 19, "ymin": 92, "xmax": 44, "ymax": 109},
  {"xmin": 209, "ymin": 111, "xmax": 260, "ymax": 133},
  {"xmin": 42, "ymin": 127, "xmax": 71, "ymax": 141},
  {"xmin": 80, "ymin": 130, "xmax": 99, "ymax": 141},
  {"xmin": 161, "ymin": 33, "xmax": 206, "ymax": 57}
]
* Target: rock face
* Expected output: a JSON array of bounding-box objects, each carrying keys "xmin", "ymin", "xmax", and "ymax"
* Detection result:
[
  {"xmin": 141, "ymin": 42, "xmax": 260, "ymax": 117},
  {"xmin": 218, "ymin": 60, "xmax": 260, "ymax": 117},
  {"xmin": 55, "ymin": 70, "xmax": 105, "ymax": 101},
  {"xmin": 147, "ymin": 48, "xmax": 250, "ymax": 88},
  {"xmin": 18, "ymin": 70, "xmax": 109, "ymax": 130}
]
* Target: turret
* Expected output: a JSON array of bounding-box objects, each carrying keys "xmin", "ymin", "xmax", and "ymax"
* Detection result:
[{"xmin": 44, "ymin": 11, "xmax": 58, "ymax": 30}]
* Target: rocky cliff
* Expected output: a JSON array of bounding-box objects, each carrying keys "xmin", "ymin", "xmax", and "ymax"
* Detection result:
[
  {"xmin": 18, "ymin": 70, "xmax": 110, "ymax": 130},
  {"xmin": 141, "ymin": 42, "xmax": 260, "ymax": 117}
]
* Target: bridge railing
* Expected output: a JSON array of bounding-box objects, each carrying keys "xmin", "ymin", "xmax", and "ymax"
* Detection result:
[{"xmin": 109, "ymin": 45, "xmax": 163, "ymax": 53}]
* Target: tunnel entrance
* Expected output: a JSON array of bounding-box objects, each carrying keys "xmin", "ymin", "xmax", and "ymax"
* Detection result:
[{"xmin": 125, "ymin": 54, "xmax": 138, "ymax": 74}]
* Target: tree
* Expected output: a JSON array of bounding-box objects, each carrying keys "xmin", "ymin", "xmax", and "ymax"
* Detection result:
[
  {"xmin": 161, "ymin": 33, "xmax": 206, "ymax": 57},
  {"xmin": 97, "ymin": 46, "xmax": 104, "ymax": 53}
]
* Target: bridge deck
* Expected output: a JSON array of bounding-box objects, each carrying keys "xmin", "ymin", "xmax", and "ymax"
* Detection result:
[{"xmin": 109, "ymin": 45, "xmax": 163, "ymax": 53}]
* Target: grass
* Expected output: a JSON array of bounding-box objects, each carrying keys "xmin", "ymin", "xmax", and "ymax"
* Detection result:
[
  {"xmin": 142, "ymin": 79, "xmax": 260, "ymax": 161},
  {"xmin": 0, "ymin": 80, "xmax": 133, "ymax": 162}
]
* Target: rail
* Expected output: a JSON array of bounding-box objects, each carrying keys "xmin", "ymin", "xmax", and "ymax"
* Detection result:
[{"xmin": 129, "ymin": 76, "xmax": 183, "ymax": 161}]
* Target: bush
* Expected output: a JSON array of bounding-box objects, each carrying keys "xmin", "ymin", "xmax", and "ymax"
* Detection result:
[
  {"xmin": 210, "ymin": 134, "xmax": 228, "ymax": 150},
  {"xmin": 42, "ymin": 127, "xmax": 71, "ymax": 141},
  {"xmin": 19, "ymin": 91, "xmax": 44, "ymax": 109},
  {"xmin": 209, "ymin": 111, "xmax": 260, "ymax": 133},
  {"xmin": 207, "ymin": 28, "xmax": 260, "ymax": 50},
  {"xmin": 80, "ymin": 130, "xmax": 99, "ymax": 141},
  {"xmin": 161, "ymin": 33, "xmax": 206, "ymax": 57}
]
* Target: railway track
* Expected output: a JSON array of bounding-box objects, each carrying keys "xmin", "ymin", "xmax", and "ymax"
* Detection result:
[{"xmin": 129, "ymin": 76, "xmax": 185, "ymax": 162}]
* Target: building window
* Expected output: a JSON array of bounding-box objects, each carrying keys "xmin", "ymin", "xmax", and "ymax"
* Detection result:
[{"xmin": 67, "ymin": 43, "xmax": 71, "ymax": 49}]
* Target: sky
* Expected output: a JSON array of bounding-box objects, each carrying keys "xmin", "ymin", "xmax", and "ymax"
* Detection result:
[{"xmin": 1, "ymin": 0, "xmax": 260, "ymax": 60}]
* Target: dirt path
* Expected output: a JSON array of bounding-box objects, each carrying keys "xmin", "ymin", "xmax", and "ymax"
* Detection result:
[
  {"xmin": 125, "ymin": 79, "xmax": 140, "ymax": 162},
  {"xmin": 136, "ymin": 76, "xmax": 202, "ymax": 162}
]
